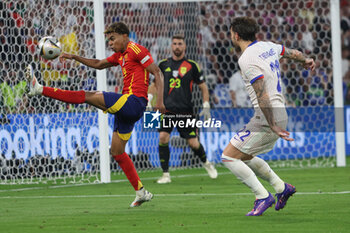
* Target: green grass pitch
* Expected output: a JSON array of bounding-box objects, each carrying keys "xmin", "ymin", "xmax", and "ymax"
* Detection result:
[{"xmin": 1, "ymin": 164, "xmax": 350, "ymax": 233}]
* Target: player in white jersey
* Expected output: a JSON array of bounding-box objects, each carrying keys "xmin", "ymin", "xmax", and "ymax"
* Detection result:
[{"xmin": 221, "ymin": 17, "xmax": 315, "ymax": 216}]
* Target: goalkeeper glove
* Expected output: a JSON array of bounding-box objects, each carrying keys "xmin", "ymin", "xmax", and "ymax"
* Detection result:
[
  {"xmin": 146, "ymin": 94, "xmax": 153, "ymax": 111},
  {"xmin": 199, "ymin": 101, "xmax": 211, "ymax": 121}
]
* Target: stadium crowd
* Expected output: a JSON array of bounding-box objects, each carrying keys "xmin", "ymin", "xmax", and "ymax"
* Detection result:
[
  {"xmin": 0, "ymin": 0, "xmax": 348, "ymax": 113},
  {"xmin": 0, "ymin": 0, "xmax": 349, "ymax": 175}
]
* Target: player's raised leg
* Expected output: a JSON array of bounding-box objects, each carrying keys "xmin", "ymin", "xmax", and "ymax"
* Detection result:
[
  {"xmin": 26, "ymin": 64, "xmax": 107, "ymax": 110},
  {"xmin": 222, "ymin": 143, "xmax": 275, "ymax": 216},
  {"xmin": 27, "ymin": 64, "xmax": 153, "ymax": 207},
  {"xmin": 244, "ymin": 157, "xmax": 296, "ymax": 210}
]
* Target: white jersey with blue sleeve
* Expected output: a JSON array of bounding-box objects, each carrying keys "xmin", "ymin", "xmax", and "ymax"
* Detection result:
[
  {"xmin": 230, "ymin": 41, "xmax": 288, "ymax": 156},
  {"xmin": 238, "ymin": 41, "xmax": 286, "ymax": 110}
]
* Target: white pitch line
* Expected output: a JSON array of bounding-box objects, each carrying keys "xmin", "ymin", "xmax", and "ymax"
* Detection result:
[
  {"xmin": 1, "ymin": 171, "xmax": 350, "ymax": 196},
  {"xmin": 0, "ymin": 172, "xmax": 229, "ymax": 193},
  {"xmin": 0, "ymin": 191, "xmax": 349, "ymax": 199}
]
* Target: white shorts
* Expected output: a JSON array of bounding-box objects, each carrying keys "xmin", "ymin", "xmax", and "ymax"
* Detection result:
[{"xmin": 230, "ymin": 116, "xmax": 288, "ymax": 157}]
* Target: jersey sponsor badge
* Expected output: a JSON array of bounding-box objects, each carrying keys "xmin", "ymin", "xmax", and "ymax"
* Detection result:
[{"xmin": 165, "ymin": 67, "xmax": 171, "ymax": 72}]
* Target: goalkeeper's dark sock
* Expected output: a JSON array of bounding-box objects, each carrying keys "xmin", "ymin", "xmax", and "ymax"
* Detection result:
[
  {"xmin": 113, "ymin": 152, "xmax": 143, "ymax": 191},
  {"xmin": 42, "ymin": 87, "xmax": 85, "ymax": 104},
  {"xmin": 159, "ymin": 143, "xmax": 170, "ymax": 172},
  {"xmin": 193, "ymin": 143, "xmax": 207, "ymax": 163}
]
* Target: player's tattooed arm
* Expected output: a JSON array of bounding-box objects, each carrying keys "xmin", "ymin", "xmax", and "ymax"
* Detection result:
[
  {"xmin": 283, "ymin": 48, "xmax": 315, "ymax": 70},
  {"xmin": 283, "ymin": 48, "xmax": 305, "ymax": 62},
  {"xmin": 252, "ymin": 78, "xmax": 294, "ymax": 141},
  {"xmin": 252, "ymin": 79, "xmax": 276, "ymax": 128}
]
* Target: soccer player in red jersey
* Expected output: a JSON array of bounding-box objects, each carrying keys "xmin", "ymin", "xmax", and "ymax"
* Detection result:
[{"xmin": 26, "ymin": 22, "xmax": 165, "ymax": 207}]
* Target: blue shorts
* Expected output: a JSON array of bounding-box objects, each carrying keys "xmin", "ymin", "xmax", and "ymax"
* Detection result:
[{"xmin": 103, "ymin": 92, "xmax": 147, "ymax": 140}]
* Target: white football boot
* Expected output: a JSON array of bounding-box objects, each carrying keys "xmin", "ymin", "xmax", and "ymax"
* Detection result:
[
  {"xmin": 203, "ymin": 160, "xmax": 218, "ymax": 179},
  {"xmin": 157, "ymin": 172, "xmax": 171, "ymax": 184},
  {"xmin": 25, "ymin": 64, "xmax": 43, "ymax": 96},
  {"xmin": 130, "ymin": 188, "xmax": 153, "ymax": 207}
]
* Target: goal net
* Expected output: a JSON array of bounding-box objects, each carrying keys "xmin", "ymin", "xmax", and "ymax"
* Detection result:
[
  {"xmin": 0, "ymin": 0, "xmax": 338, "ymax": 184},
  {"xmin": 0, "ymin": 0, "xmax": 100, "ymax": 184}
]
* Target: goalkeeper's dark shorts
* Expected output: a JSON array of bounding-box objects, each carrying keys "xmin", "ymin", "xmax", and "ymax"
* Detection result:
[
  {"xmin": 158, "ymin": 112, "xmax": 198, "ymax": 139},
  {"xmin": 103, "ymin": 92, "xmax": 147, "ymax": 140}
]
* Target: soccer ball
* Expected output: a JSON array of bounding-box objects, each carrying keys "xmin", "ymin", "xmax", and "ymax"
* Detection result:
[{"xmin": 37, "ymin": 36, "xmax": 61, "ymax": 60}]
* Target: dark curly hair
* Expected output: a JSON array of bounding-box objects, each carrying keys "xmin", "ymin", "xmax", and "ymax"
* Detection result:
[{"xmin": 230, "ymin": 17, "xmax": 259, "ymax": 42}]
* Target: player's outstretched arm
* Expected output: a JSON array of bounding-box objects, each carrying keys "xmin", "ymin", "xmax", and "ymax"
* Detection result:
[
  {"xmin": 282, "ymin": 48, "xmax": 315, "ymax": 71},
  {"xmin": 148, "ymin": 82, "xmax": 156, "ymax": 96},
  {"xmin": 198, "ymin": 82, "xmax": 210, "ymax": 104},
  {"xmin": 198, "ymin": 82, "xmax": 211, "ymax": 120},
  {"xmin": 146, "ymin": 63, "xmax": 166, "ymax": 113},
  {"xmin": 252, "ymin": 78, "xmax": 294, "ymax": 141},
  {"xmin": 59, "ymin": 53, "xmax": 113, "ymax": 70}
]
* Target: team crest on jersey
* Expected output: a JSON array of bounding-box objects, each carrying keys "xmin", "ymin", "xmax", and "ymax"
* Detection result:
[
  {"xmin": 180, "ymin": 67, "xmax": 187, "ymax": 76},
  {"xmin": 122, "ymin": 54, "xmax": 128, "ymax": 66},
  {"xmin": 172, "ymin": 70, "xmax": 179, "ymax": 78}
]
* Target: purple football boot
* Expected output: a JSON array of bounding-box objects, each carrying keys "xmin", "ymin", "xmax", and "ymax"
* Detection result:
[
  {"xmin": 246, "ymin": 193, "xmax": 275, "ymax": 216},
  {"xmin": 275, "ymin": 183, "xmax": 296, "ymax": 211}
]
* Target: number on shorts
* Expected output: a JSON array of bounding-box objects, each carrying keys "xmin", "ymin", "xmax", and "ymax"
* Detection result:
[{"xmin": 234, "ymin": 126, "xmax": 251, "ymax": 142}]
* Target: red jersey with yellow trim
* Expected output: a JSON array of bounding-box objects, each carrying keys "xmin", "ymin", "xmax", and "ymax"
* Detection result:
[{"xmin": 106, "ymin": 41, "xmax": 154, "ymax": 99}]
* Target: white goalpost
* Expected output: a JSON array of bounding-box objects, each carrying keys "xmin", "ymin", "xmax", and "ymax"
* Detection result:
[
  {"xmin": 93, "ymin": 0, "xmax": 110, "ymax": 183},
  {"xmin": 330, "ymin": 0, "xmax": 346, "ymax": 167}
]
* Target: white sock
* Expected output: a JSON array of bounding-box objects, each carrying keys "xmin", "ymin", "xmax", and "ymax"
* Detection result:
[
  {"xmin": 136, "ymin": 187, "xmax": 145, "ymax": 196},
  {"xmin": 38, "ymin": 84, "xmax": 43, "ymax": 94},
  {"xmin": 222, "ymin": 154, "xmax": 269, "ymax": 199},
  {"xmin": 244, "ymin": 157, "xmax": 285, "ymax": 193}
]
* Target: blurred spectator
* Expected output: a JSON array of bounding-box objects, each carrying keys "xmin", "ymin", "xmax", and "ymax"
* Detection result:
[
  {"xmin": 342, "ymin": 47, "xmax": 350, "ymax": 80},
  {"xmin": 0, "ymin": 0, "xmax": 345, "ymax": 110},
  {"xmin": 229, "ymin": 70, "xmax": 251, "ymax": 108},
  {"xmin": 0, "ymin": 69, "xmax": 27, "ymax": 113},
  {"xmin": 199, "ymin": 18, "xmax": 215, "ymax": 49},
  {"xmin": 213, "ymin": 84, "xmax": 231, "ymax": 108},
  {"xmin": 305, "ymin": 69, "xmax": 327, "ymax": 106},
  {"xmin": 206, "ymin": 73, "xmax": 219, "ymax": 107},
  {"xmin": 341, "ymin": 2, "xmax": 350, "ymax": 46},
  {"xmin": 300, "ymin": 24, "xmax": 314, "ymax": 53},
  {"xmin": 344, "ymin": 86, "xmax": 350, "ymax": 105}
]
